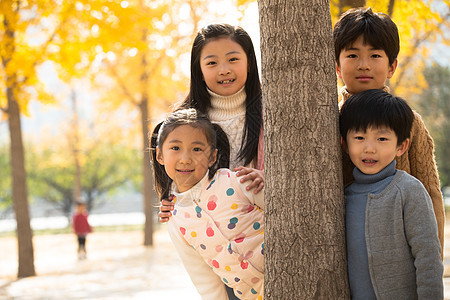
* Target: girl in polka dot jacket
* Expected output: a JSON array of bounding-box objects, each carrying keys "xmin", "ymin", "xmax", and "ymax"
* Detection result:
[{"xmin": 151, "ymin": 109, "xmax": 264, "ymax": 300}]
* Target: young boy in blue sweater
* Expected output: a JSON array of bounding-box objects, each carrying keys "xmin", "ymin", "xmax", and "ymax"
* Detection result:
[{"xmin": 339, "ymin": 89, "xmax": 443, "ymax": 299}]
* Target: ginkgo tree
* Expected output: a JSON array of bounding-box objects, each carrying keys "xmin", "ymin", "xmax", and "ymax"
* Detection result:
[
  {"xmin": 0, "ymin": 0, "xmax": 75, "ymax": 278},
  {"xmin": 0, "ymin": 0, "xmax": 151, "ymax": 277}
]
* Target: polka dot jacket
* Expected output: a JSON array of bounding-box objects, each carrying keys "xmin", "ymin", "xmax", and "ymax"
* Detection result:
[{"xmin": 168, "ymin": 169, "xmax": 264, "ymax": 300}]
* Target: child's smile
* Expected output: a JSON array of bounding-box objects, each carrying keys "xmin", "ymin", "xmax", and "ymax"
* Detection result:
[
  {"xmin": 200, "ymin": 37, "xmax": 248, "ymax": 96},
  {"xmin": 346, "ymin": 126, "xmax": 407, "ymax": 175},
  {"xmin": 361, "ymin": 158, "xmax": 377, "ymax": 167},
  {"xmin": 156, "ymin": 125, "xmax": 217, "ymax": 193},
  {"xmin": 176, "ymin": 169, "xmax": 194, "ymax": 174},
  {"xmin": 218, "ymin": 79, "xmax": 235, "ymax": 85}
]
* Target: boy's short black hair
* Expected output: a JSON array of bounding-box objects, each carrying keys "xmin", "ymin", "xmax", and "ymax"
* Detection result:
[
  {"xmin": 339, "ymin": 89, "xmax": 414, "ymax": 145},
  {"xmin": 333, "ymin": 7, "xmax": 399, "ymax": 66}
]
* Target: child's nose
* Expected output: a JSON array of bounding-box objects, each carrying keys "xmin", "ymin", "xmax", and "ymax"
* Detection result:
[
  {"xmin": 179, "ymin": 151, "xmax": 192, "ymax": 163},
  {"xmin": 357, "ymin": 59, "xmax": 370, "ymax": 70},
  {"xmin": 219, "ymin": 64, "xmax": 231, "ymax": 75},
  {"xmin": 363, "ymin": 142, "xmax": 376, "ymax": 153}
]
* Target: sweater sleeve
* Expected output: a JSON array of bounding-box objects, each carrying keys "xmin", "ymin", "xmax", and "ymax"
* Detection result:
[
  {"xmin": 167, "ymin": 222, "xmax": 229, "ymax": 300},
  {"xmin": 239, "ymin": 180, "xmax": 264, "ymax": 211},
  {"xmin": 403, "ymin": 178, "xmax": 443, "ymax": 299},
  {"xmin": 408, "ymin": 112, "xmax": 445, "ymax": 254}
]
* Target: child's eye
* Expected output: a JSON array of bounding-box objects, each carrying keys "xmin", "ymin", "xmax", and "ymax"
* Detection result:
[
  {"xmin": 372, "ymin": 54, "xmax": 382, "ymax": 58},
  {"xmin": 206, "ymin": 61, "xmax": 216, "ymax": 66},
  {"xmin": 347, "ymin": 54, "xmax": 357, "ymax": 58},
  {"xmin": 378, "ymin": 137, "xmax": 388, "ymax": 141},
  {"xmin": 354, "ymin": 136, "xmax": 364, "ymax": 140},
  {"xmin": 170, "ymin": 146, "xmax": 179, "ymax": 150},
  {"xmin": 193, "ymin": 147, "xmax": 203, "ymax": 152},
  {"xmin": 229, "ymin": 57, "xmax": 239, "ymax": 62}
]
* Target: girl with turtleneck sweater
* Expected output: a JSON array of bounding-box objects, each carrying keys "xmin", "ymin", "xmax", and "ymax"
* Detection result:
[
  {"xmin": 156, "ymin": 24, "xmax": 264, "ymax": 300},
  {"xmin": 207, "ymin": 86, "xmax": 257, "ymax": 170}
]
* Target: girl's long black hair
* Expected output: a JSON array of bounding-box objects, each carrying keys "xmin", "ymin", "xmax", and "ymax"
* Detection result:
[
  {"xmin": 180, "ymin": 23, "xmax": 262, "ymax": 167},
  {"xmin": 150, "ymin": 109, "xmax": 230, "ymax": 199}
]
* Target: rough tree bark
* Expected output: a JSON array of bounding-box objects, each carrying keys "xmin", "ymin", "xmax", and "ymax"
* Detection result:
[{"xmin": 259, "ymin": 1, "xmax": 349, "ymax": 298}]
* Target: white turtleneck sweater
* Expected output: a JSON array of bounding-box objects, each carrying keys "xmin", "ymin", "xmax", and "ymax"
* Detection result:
[{"xmin": 208, "ymin": 87, "xmax": 248, "ymax": 170}]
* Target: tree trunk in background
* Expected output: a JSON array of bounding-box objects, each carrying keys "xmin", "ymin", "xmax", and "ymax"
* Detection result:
[
  {"xmin": 71, "ymin": 90, "xmax": 83, "ymax": 205},
  {"xmin": 2, "ymin": 2, "xmax": 35, "ymax": 278},
  {"xmin": 338, "ymin": 0, "xmax": 366, "ymax": 15},
  {"xmin": 387, "ymin": 0, "xmax": 396, "ymax": 17},
  {"xmin": 7, "ymin": 87, "xmax": 36, "ymax": 278},
  {"xmin": 140, "ymin": 47, "xmax": 154, "ymax": 246},
  {"xmin": 140, "ymin": 96, "xmax": 154, "ymax": 246},
  {"xmin": 259, "ymin": 1, "xmax": 348, "ymax": 298}
]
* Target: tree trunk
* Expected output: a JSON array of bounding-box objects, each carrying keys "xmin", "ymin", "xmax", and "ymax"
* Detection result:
[
  {"xmin": 387, "ymin": 0, "xmax": 395, "ymax": 17},
  {"xmin": 2, "ymin": 2, "xmax": 36, "ymax": 278},
  {"xmin": 71, "ymin": 90, "xmax": 82, "ymax": 205},
  {"xmin": 7, "ymin": 85, "xmax": 36, "ymax": 278},
  {"xmin": 259, "ymin": 1, "xmax": 348, "ymax": 298},
  {"xmin": 140, "ymin": 97, "xmax": 154, "ymax": 246},
  {"xmin": 338, "ymin": 0, "xmax": 366, "ymax": 15},
  {"xmin": 139, "ymin": 46, "xmax": 154, "ymax": 246}
]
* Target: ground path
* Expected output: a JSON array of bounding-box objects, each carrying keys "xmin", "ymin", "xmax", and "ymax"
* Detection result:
[
  {"xmin": 0, "ymin": 227, "xmax": 200, "ymax": 299},
  {"xmin": 1, "ymin": 222, "xmax": 450, "ymax": 299}
]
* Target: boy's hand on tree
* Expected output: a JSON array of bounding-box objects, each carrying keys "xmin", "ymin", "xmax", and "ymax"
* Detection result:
[
  {"xmin": 235, "ymin": 166, "xmax": 264, "ymax": 194},
  {"xmin": 159, "ymin": 196, "xmax": 175, "ymax": 223}
]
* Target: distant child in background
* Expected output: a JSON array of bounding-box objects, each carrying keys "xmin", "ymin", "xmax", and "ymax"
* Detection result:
[
  {"xmin": 340, "ymin": 89, "xmax": 443, "ymax": 299},
  {"xmin": 72, "ymin": 202, "xmax": 92, "ymax": 260},
  {"xmin": 151, "ymin": 109, "xmax": 264, "ymax": 300},
  {"xmin": 333, "ymin": 7, "xmax": 445, "ymax": 254},
  {"xmin": 159, "ymin": 23, "xmax": 264, "ymax": 222}
]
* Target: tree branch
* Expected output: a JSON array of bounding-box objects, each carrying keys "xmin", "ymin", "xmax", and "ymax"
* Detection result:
[
  {"xmin": 388, "ymin": 0, "xmax": 395, "ymax": 17},
  {"xmin": 105, "ymin": 59, "xmax": 139, "ymax": 106},
  {"xmin": 20, "ymin": 3, "xmax": 75, "ymax": 86}
]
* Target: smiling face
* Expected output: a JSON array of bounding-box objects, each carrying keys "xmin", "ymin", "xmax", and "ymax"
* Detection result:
[
  {"xmin": 345, "ymin": 126, "xmax": 408, "ymax": 175},
  {"xmin": 199, "ymin": 37, "xmax": 248, "ymax": 96},
  {"xmin": 336, "ymin": 35, "xmax": 397, "ymax": 94},
  {"xmin": 156, "ymin": 125, "xmax": 217, "ymax": 193}
]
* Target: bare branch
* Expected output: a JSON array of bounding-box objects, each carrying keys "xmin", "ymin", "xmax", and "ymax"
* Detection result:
[
  {"xmin": 388, "ymin": 0, "xmax": 395, "ymax": 17},
  {"xmin": 105, "ymin": 59, "xmax": 139, "ymax": 106}
]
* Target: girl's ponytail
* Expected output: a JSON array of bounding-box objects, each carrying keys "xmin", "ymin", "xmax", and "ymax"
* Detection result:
[{"xmin": 150, "ymin": 122, "xmax": 172, "ymax": 199}]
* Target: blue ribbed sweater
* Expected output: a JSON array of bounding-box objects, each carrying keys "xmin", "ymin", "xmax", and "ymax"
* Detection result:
[{"xmin": 345, "ymin": 161, "xmax": 396, "ymax": 299}]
